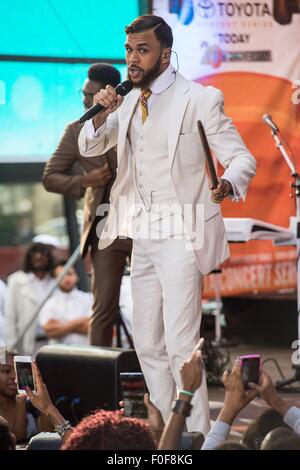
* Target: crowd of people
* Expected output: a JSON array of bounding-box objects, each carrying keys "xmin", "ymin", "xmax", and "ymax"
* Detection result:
[
  {"xmin": 1, "ymin": 343, "xmax": 300, "ymax": 451},
  {"xmin": 1, "ymin": 241, "xmax": 93, "ymax": 355}
]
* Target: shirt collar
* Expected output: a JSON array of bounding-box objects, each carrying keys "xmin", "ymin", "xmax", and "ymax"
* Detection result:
[
  {"xmin": 148, "ymin": 64, "xmax": 176, "ymax": 95},
  {"xmin": 28, "ymin": 272, "xmax": 51, "ymax": 283},
  {"xmin": 58, "ymin": 287, "xmax": 78, "ymax": 296}
]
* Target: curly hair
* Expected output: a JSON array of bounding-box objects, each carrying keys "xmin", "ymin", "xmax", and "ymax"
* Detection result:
[{"xmin": 61, "ymin": 410, "xmax": 156, "ymax": 450}]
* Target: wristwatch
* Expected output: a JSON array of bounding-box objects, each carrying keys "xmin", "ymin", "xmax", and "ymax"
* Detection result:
[
  {"xmin": 54, "ymin": 420, "xmax": 72, "ymax": 437},
  {"xmin": 171, "ymin": 399, "xmax": 193, "ymax": 417}
]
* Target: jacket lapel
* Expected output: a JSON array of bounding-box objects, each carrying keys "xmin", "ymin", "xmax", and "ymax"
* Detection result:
[
  {"xmin": 168, "ymin": 74, "xmax": 190, "ymax": 170},
  {"xmin": 117, "ymin": 89, "xmax": 140, "ymax": 159}
]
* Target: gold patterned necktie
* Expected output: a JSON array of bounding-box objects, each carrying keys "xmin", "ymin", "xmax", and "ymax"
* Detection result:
[{"xmin": 140, "ymin": 88, "xmax": 152, "ymax": 124}]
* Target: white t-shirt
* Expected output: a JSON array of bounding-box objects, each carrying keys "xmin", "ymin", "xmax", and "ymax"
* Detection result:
[{"xmin": 39, "ymin": 288, "xmax": 92, "ymax": 346}]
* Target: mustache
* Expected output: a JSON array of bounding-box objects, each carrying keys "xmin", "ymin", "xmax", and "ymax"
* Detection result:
[{"xmin": 128, "ymin": 65, "xmax": 144, "ymax": 72}]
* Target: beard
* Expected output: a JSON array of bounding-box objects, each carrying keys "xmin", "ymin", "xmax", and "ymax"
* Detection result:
[
  {"xmin": 31, "ymin": 258, "xmax": 51, "ymax": 273},
  {"xmin": 127, "ymin": 55, "xmax": 163, "ymax": 89}
]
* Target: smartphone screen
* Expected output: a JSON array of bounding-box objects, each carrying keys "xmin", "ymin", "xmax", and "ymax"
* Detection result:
[
  {"xmin": 240, "ymin": 355, "xmax": 260, "ymax": 389},
  {"xmin": 15, "ymin": 361, "xmax": 35, "ymax": 393},
  {"xmin": 120, "ymin": 372, "xmax": 148, "ymax": 419}
]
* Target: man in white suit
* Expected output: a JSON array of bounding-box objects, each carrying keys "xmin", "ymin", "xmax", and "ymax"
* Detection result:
[{"xmin": 79, "ymin": 15, "xmax": 256, "ymax": 434}]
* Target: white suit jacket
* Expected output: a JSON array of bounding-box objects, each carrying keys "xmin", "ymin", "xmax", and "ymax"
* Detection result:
[{"xmin": 79, "ymin": 73, "xmax": 256, "ymax": 274}]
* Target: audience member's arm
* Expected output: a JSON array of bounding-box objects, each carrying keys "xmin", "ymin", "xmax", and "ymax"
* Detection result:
[
  {"xmin": 249, "ymin": 371, "xmax": 300, "ymax": 435},
  {"xmin": 73, "ymin": 318, "xmax": 89, "ymax": 335},
  {"xmin": 144, "ymin": 393, "xmax": 165, "ymax": 445},
  {"xmin": 283, "ymin": 406, "xmax": 300, "ymax": 435},
  {"xmin": 25, "ymin": 362, "xmax": 73, "ymax": 443},
  {"xmin": 42, "ymin": 124, "xmax": 111, "ymax": 199},
  {"xmin": 159, "ymin": 347, "xmax": 204, "ymax": 450},
  {"xmin": 11, "ymin": 394, "xmax": 27, "ymax": 441},
  {"xmin": 43, "ymin": 318, "xmax": 88, "ymax": 338},
  {"xmin": 202, "ymin": 359, "xmax": 257, "ymax": 450},
  {"xmin": 200, "ymin": 420, "xmax": 231, "ymax": 451}
]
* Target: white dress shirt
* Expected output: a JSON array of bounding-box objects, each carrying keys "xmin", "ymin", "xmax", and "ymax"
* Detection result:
[
  {"xmin": 28, "ymin": 273, "xmax": 54, "ymax": 304},
  {"xmin": 201, "ymin": 420, "xmax": 231, "ymax": 450},
  {"xmin": 85, "ymin": 64, "xmax": 176, "ymax": 139},
  {"xmin": 284, "ymin": 406, "xmax": 300, "ymax": 435},
  {"xmin": 39, "ymin": 288, "xmax": 92, "ymax": 345}
]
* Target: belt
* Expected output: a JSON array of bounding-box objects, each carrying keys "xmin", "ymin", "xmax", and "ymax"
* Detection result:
[{"xmin": 135, "ymin": 187, "xmax": 178, "ymax": 212}]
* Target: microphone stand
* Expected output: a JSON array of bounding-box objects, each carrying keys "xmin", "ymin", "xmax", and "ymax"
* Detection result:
[{"xmin": 270, "ymin": 128, "xmax": 300, "ymax": 391}]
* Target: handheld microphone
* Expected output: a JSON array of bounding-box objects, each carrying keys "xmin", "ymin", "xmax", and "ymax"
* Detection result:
[
  {"xmin": 79, "ymin": 80, "xmax": 133, "ymax": 123},
  {"xmin": 262, "ymin": 114, "xmax": 279, "ymax": 133}
]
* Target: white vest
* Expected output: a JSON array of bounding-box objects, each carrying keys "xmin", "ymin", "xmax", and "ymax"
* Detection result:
[
  {"xmin": 129, "ymin": 83, "xmax": 176, "ymax": 210},
  {"xmin": 127, "ymin": 83, "xmax": 188, "ymax": 239}
]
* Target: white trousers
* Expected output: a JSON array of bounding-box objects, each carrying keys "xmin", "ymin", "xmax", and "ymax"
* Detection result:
[{"xmin": 131, "ymin": 236, "xmax": 210, "ymax": 434}]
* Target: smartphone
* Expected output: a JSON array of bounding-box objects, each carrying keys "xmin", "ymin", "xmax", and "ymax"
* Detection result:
[
  {"xmin": 14, "ymin": 356, "xmax": 36, "ymax": 395},
  {"xmin": 120, "ymin": 372, "xmax": 148, "ymax": 419},
  {"xmin": 239, "ymin": 354, "xmax": 261, "ymax": 390}
]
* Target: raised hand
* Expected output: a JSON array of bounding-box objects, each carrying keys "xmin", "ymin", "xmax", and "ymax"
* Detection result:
[
  {"xmin": 180, "ymin": 349, "xmax": 203, "ymax": 393},
  {"xmin": 24, "ymin": 361, "xmax": 53, "ymax": 414}
]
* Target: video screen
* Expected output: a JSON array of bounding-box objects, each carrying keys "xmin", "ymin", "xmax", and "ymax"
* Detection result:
[
  {"xmin": 15, "ymin": 362, "xmax": 35, "ymax": 391},
  {"xmin": 120, "ymin": 372, "xmax": 148, "ymax": 419}
]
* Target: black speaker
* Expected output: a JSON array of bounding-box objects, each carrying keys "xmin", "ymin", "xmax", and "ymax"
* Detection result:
[{"xmin": 36, "ymin": 345, "xmax": 141, "ymax": 424}]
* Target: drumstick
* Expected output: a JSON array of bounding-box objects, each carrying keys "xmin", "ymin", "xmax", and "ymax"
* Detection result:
[{"xmin": 197, "ymin": 120, "xmax": 219, "ymax": 190}]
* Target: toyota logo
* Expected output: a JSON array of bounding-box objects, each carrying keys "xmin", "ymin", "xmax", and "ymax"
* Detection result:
[{"xmin": 197, "ymin": 0, "xmax": 216, "ymax": 19}]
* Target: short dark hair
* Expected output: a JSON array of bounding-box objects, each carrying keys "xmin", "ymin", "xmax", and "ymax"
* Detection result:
[
  {"xmin": 88, "ymin": 63, "xmax": 121, "ymax": 88},
  {"xmin": 61, "ymin": 410, "xmax": 156, "ymax": 450},
  {"xmin": 52, "ymin": 259, "xmax": 76, "ymax": 277},
  {"xmin": 23, "ymin": 243, "xmax": 54, "ymax": 274},
  {"xmin": 242, "ymin": 409, "xmax": 289, "ymax": 450},
  {"xmin": 261, "ymin": 427, "xmax": 300, "ymax": 450},
  {"xmin": 53, "ymin": 259, "xmax": 69, "ymax": 270},
  {"xmin": 125, "ymin": 15, "xmax": 173, "ymax": 48}
]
